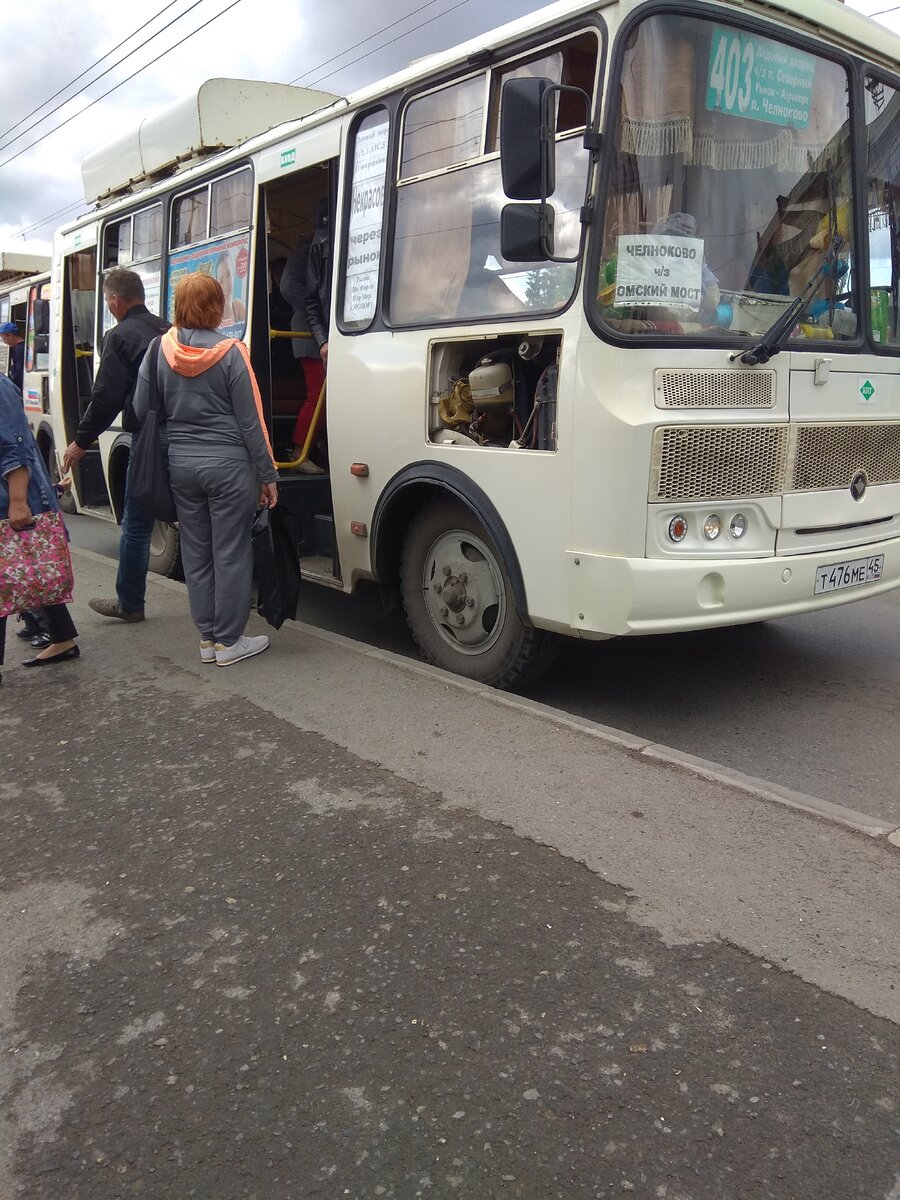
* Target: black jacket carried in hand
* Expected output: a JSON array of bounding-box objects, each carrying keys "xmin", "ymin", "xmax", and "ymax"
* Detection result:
[{"xmin": 74, "ymin": 305, "xmax": 170, "ymax": 448}]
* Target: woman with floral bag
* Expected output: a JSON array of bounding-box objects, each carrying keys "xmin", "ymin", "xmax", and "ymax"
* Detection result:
[{"xmin": 0, "ymin": 373, "xmax": 80, "ymax": 682}]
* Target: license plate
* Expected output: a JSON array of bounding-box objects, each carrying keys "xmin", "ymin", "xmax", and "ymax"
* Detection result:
[{"xmin": 814, "ymin": 554, "xmax": 884, "ymax": 595}]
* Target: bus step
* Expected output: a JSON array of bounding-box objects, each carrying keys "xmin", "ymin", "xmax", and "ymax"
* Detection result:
[
  {"xmin": 80, "ymin": 503, "xmax": 115, "ymax": 520},
  {"xmin": 299, "ymin": 555, "xmax": 342, "ymax": 589},
  {"xmin": 313, "ymin": 512, "xmax": 335, "ymax": 559}
]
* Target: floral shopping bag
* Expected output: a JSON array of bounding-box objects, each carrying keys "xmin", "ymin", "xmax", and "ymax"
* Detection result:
[{"xmin": 0, "ymin": 511, "xmax": 74, "ymax": 618}]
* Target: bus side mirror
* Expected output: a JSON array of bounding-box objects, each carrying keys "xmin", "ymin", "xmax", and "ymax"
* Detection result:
[
  {"xmin": 500, "ymin": 77, "xmax": 556, "ymax": 201},
  {"xmin": 501, "ymin": 203, "xmax": 555, "ymax": 261}
]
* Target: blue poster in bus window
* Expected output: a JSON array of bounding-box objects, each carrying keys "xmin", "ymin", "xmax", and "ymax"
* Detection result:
[
  {"xmin": 706, "ymin": 28, "xmax": 814, "ymax": 128},
  {"xmin": 167, "ymin": 231, "xmax": 251, "ymax": 337}
]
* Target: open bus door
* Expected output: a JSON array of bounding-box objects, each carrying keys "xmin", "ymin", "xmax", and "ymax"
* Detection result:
[
  {"xmin": 257, "ymin": 162, "xmax": 340, "ymax": 588},
  {"xmin": 59, "ymin": 247, "xmax": 114, "ymax": 515}
]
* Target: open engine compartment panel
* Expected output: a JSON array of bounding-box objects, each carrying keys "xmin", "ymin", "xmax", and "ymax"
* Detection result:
[{"xmin": 428, "ymin": 332, "xmax": 561, "ymax": 452}]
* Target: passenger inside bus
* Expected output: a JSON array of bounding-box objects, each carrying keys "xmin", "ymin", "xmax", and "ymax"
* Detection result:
[
  {"xmin": 292, "ymin": 197, "xmax": 330, "ymax": 465},
  {"xmin": 263, "ymin": 173, "xmax": 331, "ymax": 471}
]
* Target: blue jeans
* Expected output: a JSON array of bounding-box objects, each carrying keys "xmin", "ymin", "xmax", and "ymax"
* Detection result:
[{"xmin": 115, "ymin": 462, "xmax": 156, "ymax": 613}]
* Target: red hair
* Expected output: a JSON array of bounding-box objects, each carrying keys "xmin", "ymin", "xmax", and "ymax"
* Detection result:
[{"xmin": 174, "ymin": 272, "xmax": 225, "ymax": 330}]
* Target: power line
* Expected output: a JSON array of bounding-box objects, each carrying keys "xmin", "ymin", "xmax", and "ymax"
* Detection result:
[
  {"xmin": 0, "ymin": 0, "xmax": 244, "ymax": 173},
  {"xmin": 7, "ymin": 0, "xmax": 471, "ymax": 241},
  {"xmin": 0, "ymin": 0, "xmax": 212, "ymax": 156},
  {"xmin": 10, "ymin": 197, "xmax": 88, "ymax": 241},
  {"xmin": 303, "ymin": 0, "xmax": 474, "ymax": 91},
  {"xmin": 0, "ymin": 0, "xmax": 184, "ymax": 148},
  {"xmin": 289, "ymin": 0, "xmax": 445, "ymax": 86}
]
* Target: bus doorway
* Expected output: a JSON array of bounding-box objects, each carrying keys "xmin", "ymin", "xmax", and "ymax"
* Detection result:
[
  {"xmin": 60, "ymin": 248, "xmax": 113, "ymax": 515},
  {"xmin": 258, "ymin": 165, "xmax": 340, "ymax": 587}
]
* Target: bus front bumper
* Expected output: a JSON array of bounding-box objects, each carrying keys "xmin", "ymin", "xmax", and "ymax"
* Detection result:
[{"xmin": 565, "ymin": 535, "xmax": 900, "ymax": 638}]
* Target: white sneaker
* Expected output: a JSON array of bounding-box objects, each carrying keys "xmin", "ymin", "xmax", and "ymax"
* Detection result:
[
  {"xmin": 214, "ymin": 634, "xmax": 269, "ymax": 667},
  {"xmin": 200, "ymin": 640, "xmax": 216, "ymax": 663}
]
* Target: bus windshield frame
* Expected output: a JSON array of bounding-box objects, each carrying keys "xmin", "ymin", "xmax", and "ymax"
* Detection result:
[{"xmin": 589, "ymin": 7, "xmax": 896, "ymax": 355}]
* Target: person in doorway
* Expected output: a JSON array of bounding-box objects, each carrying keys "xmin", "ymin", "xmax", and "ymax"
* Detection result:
[
  {"xmin": 132, "ymin": 272, "xmax": 277, "ymax": 667},
  {"xmin": 0, "ymin": 374, "xmax": 80, "ymax": 681},
  {"xmin": 279, "ymin": 228, "xmax": 325, "ymax": 473},
  {"xmin": 0, "ymin": 322, "xmax": 25, "ymax": 393},
  {"xmin": 62, "ymin": 268, "xmax": 170, "ymax": 622},
  {"xmin": 285, "ymin": 197, "xmax": 331, "ymax": 470}
]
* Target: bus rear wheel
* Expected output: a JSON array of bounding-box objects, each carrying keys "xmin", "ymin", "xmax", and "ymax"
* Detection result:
[
  {"xmin": 149, "ymin": 521, "xmax": 183, "ymax": 579},
  {"xmin": 400, "ymin": 498, "xmax": 556, "ymax": 690}
]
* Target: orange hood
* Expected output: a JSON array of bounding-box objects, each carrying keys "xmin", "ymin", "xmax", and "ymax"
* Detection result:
[
  {"xmin": 160, "ymin": 328, "xmax": 274, "ymax": 461},
  {"xmin": 161, "ymin": 327, "xmax": 235, "ymax": 376}
]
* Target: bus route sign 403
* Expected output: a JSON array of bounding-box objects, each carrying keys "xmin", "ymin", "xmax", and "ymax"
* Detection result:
[{"xmin": 814, "ymin": 555, "xmax": 884, "ymax": 596}]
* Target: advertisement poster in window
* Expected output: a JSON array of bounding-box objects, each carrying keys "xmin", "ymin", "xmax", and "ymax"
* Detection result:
[
  {"xmin": 167, "ymin": 232, "xmax": 251, "ymax": 336},
  {"xmin": 344, "ymin": 119, "xmax": 389, "ymax": 324}
]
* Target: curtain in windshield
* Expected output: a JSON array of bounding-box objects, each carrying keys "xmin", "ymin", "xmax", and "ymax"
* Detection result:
[{"xmin": 595, "ymin": 15, "xmax": 856, "ymax": 345}]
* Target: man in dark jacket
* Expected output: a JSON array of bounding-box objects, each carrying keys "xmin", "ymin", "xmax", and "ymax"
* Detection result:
[{"xmin": 62, "ymin": 268, "xmax": 170, "ymax": 621}]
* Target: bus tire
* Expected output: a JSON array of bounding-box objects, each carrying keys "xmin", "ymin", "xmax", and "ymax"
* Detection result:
[
  {"xmin": 400, "ymin": 498, "xmax": 557, "ymax": 690},
  {"xmin": 149, "ymin": 521, "xmax": 183, "ymax": 580},
  {"xmin": 39, "ymin": 433, "xmax": 76, "ymax": 512}
]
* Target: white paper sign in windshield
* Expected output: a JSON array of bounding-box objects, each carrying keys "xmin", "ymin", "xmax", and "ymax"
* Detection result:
[
  {"xmin": 614, "ymin": 235, "xmax": 704, "ymax": 309},
  {"xmin": 706, "ymin": 28, "xmax": 815, "ymax": 128},
  {"xmin": 344, "ymin": 120, "xmax": 389, "ymax": 323}
]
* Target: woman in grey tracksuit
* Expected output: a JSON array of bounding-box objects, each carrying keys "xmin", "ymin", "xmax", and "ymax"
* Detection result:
[{"xmin": 133, "ymin": 272, "xmax": 278, "ymax": 667}]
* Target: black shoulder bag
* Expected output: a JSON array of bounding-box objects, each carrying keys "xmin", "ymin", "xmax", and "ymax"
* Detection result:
[
  {"xmin": 128, "ymin": 338, "xmax": 178, "ymax": 524},
  {"xmin": 122, "ymin": 312, "xmax": 171, "ymax": 432}
]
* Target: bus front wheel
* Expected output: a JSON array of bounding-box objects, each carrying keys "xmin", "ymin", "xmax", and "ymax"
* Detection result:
[
  {"xmin": 400, "ymin": 499, "xmax": 556, "ymax": 690},
  {"xmin": 149, "ymin": 521, "xmax": 183, "ymax": 579}
]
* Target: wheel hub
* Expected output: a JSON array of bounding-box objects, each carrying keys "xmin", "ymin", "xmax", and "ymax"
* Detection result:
[{"xmin": 422, "ymin": 531, "xmax": 506, "ymax": 654}]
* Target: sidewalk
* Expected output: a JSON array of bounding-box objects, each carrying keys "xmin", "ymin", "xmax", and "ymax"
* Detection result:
[{"xmin": 1, "ymin": 549, "xmax": 898, "ymax": 1199}]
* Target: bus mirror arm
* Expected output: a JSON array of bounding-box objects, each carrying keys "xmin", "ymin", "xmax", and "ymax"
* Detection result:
[{"xmin": 537, "ymin": 84, "xmax": 594, "ymax": 264}]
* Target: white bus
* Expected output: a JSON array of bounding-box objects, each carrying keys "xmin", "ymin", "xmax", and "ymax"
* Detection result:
[
  {"xmin": 0, "ymin": 256, "xmax": 55, "ymax": 471},
  {"xmin": 50, "ymin": 0, "xmax": 900, "ymax": 687}
]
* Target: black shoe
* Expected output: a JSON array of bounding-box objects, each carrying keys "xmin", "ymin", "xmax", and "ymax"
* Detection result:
[
  {"xmin": 23, "ymin": 646, "xmax": 81, "ymax": 668},
  {"xmin": 31, "ymin": 632, "xmax": 52, "ymax": 648},
  {"xmin": 16, "ymin": 612, "xmax": 43, "ymax": 640}
]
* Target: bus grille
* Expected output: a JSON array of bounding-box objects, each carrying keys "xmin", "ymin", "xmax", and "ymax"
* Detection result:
[
  {"xmin": 651, "ymin": 425, "xmax": 789, "ymax": 501},
  {"xmin": 655, "ymin": 369, "xmax": 776, "ymax": 409},
  {"xmin": 789, "ymin": 422, "xmax": 900, "ymax": 491},
  {"xmin": 652, "ymin": 421, "xmax": 900, "ymax": 501}
]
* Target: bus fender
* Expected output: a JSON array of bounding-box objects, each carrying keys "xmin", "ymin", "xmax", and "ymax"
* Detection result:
[
  {"xmin": 370, "ymin": 461, "xmax": 529, "ymax": 620},
  {"xmin": 108, "ymin": 432, "xmax": 134, "ymax": 523}
]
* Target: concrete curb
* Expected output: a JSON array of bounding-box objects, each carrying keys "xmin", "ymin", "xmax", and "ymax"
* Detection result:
[{"xmin": 73, "ymin": 546, "xmax": 900, "ymax": 845}]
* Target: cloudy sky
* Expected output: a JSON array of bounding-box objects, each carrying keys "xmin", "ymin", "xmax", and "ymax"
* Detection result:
[{"xmin": 1, "ymin": 0, "xmax": 897, "ymax": 255}]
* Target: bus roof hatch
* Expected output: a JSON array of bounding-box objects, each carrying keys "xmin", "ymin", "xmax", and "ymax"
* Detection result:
[
  {"xmin": 82, "ymin": 78, "xmax": 341, "ymax": 205},
  {"xmin": 0, "ymin": 252, "xmax": 51, "ymax": 282}
]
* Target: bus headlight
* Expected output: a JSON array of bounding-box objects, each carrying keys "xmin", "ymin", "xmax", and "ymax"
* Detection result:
[
  {"xmin": 703, "ymin": 515, "xmax": 722, "ymax": 540},
  {"xmin": 729, "ymin": 513, "xmax": 748, "ymax": 539},
  {"xmin": 668, "ymin": 515, "xmax": 688, "ymax": 542}
]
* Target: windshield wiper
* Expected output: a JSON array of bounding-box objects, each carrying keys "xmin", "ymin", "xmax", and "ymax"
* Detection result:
[{"xmin": 734, "ymin": 235, "xmax": 844, "ymax": 366}]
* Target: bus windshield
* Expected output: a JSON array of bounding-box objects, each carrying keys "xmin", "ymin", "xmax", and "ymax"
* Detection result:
[{"xmin": 594, "ymin": 13, "xmax": 859, "ymax": 347}]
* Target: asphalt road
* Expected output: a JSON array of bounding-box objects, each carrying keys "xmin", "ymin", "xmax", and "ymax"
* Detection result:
[
  {"xmin": 67, "ymin": 513, "xmax": 900, "ymax": 825},
  {"xmin": 3, "ymin": 564, "xmax": 899, "ymax": 1199}
]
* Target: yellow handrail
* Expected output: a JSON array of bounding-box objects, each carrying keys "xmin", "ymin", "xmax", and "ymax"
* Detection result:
[
  {"xmin": 269, "ymin": 329, "xmax": 312, "ymax": 340},
  {"xmin": 274, "ymin": 377, "xmax": 327, "ymax": 471}
]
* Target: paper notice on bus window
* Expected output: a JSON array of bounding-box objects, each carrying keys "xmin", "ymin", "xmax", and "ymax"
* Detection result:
[
  {"xmin": 344, "ymin": 120, "xmax": 389, "ymax": 324},
  {"xmin": 613, "ymin": 235, "xmax": 704, "ymax": 309}
]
